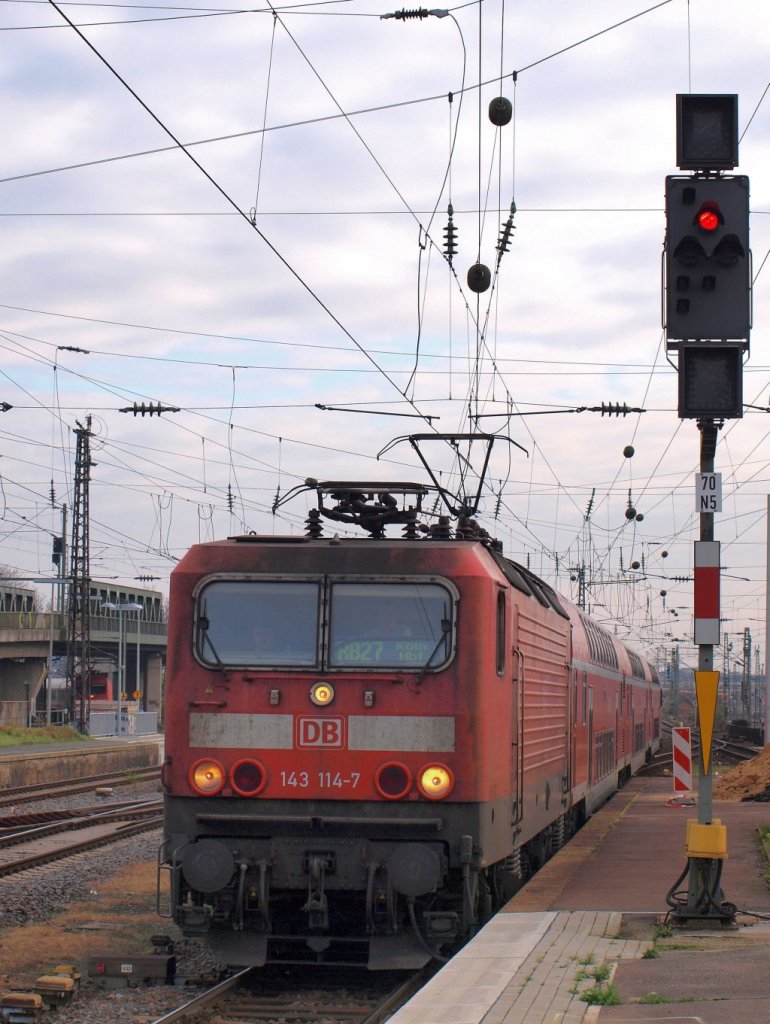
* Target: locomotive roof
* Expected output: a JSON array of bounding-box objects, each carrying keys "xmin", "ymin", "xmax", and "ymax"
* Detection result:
[{"xmin": 173, "ymin": 533, "xmax": 570, "ymax": 617}]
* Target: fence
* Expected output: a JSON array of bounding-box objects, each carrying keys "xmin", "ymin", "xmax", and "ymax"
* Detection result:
[{"xmin": 88, "ymin": 711, "xmax": 159, "ymax": 737}]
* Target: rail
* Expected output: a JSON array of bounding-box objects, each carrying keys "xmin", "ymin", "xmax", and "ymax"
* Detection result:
[
  {"xmin": 0, "ymin": 810, "xmax": 163, "ymax": 877},
  {"xmin": 150, "ymin": 969, "xmax": 254, "ymax": 1023},
  {"xmin": 0, "ymin": 766, "xmax": 161, "ymax": 809},
  {"xmin": 147, "ymin": 967, "xmax": 430, "ymax": 1024}
]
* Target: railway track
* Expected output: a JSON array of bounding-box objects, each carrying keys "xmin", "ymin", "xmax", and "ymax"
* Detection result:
[
  {"xmin": 0, "ymin": 765, "xmax": 161, "ymax": 809},
  {"xmin": 150, "ymin": 966, "xmax": 432, "ymax": 1024},
  {"xmin": 654, "ymin": 720, "xmax": 762, "ymax": 768},
  {"xmin": 714, "ymin": 737, "xmax": 761, "ymax": 763},
  {"xmin": 0, "ymin": 798, "xmax": 158, "ymax": 833},
  {"xmin": 0, "ymin": 801, "xmax": 162, "ymax": 877}
]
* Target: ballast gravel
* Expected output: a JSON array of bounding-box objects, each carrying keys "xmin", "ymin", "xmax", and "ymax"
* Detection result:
[
  {"xmin": 1, "ymin": 781, "xmax": 220, "ymax": 1024},
  {"xmin": 0, "ymin": 783, "xmax": 162, "ymax": 927}
]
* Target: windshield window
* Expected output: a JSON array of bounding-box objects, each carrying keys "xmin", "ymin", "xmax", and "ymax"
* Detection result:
[
  {"xmin": 329, "ymin": 582, "xmax": 452, "ymax": 669},
  {"xmin": 197, "ymin": 580, "xmax": 320, "ymax": 667}
]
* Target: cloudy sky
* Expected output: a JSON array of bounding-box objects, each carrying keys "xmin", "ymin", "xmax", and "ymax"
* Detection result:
[{"xmin": 1, "ymin": 0, "xmax": 769, "ymax": 674}]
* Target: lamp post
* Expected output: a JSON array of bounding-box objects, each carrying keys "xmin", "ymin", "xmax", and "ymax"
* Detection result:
[
  {"xmin": 101, "ymin": 601, "xmax": 142, "ymax": 735},
  {"xmin": 135, "ymin": 604, "xmax": 143, "ymax": 707}
]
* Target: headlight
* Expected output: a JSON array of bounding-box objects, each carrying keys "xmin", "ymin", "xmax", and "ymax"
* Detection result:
[
  {"xmin": 310, "ymin": 681, "xmax": 335, "ymax": 706},
  {"xmin": 375, "ymin": 761, "xmax": 412, "ymax": 800},
  {"xmin": 230, "ymin": 758, "xmax": 267, "ymax": 797},
  {"xmin": 417, "ymin": 763, "xmax": 454, "ymax": 800},
  {"xmin": 189, "ymin": 758, "xmax": 225, "ymax": 795}
]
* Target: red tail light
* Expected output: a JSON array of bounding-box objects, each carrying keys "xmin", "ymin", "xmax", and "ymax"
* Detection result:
[
  {"xmin": 375, "ymin": 762, "xmax": 412, "ymax": 800},
  {"xmin": 230, "ymin": 759, "xmax": 267, "ymax": 797}
]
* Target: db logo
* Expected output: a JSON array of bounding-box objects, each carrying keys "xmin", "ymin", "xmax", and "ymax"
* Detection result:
[{"xmin": 297, "ymin": 716, "xmax": 345, "ymax": 748}]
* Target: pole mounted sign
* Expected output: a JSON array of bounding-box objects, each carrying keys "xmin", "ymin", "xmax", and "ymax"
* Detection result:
[
  {"xmin": 694, "ymin": 671, "xmax": 720, "ymax": 775},
  {"xmin": 695, "ymin": 472, "xmax": 722, "ymax": 513},
  {"xmin": 694, "ymin": 540, "xmax": 720, "ymax": 646}
]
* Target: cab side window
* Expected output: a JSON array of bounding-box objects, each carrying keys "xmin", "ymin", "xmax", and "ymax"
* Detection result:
[{"xmin": 496, "ymin": 590, "xmax": 506, "ymax": 675}]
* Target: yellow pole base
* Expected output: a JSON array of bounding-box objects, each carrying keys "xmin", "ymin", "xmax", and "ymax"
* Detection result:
[{"xmin": 686, "ymin": 819, "xmax": 728, "ymax": 859}]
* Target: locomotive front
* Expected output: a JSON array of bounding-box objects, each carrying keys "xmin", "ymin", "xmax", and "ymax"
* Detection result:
[{"xmin": 160, "ymin": 497, "xmax": 509, "ymax": 968}]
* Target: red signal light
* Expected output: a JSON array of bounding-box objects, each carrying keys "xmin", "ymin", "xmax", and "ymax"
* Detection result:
[{"xmin": 696, "ymin": 202, "xmax": 722, "ymax": 232}]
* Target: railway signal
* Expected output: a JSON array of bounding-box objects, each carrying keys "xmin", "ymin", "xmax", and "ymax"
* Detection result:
[
  {"xmin": 665, "ymin": 174, "xmax": 750, "ymax": 342},
  {"xmin": 665, "ymin": 94, "xmax": 749, "ymax": 421},
  {"xmin": 52, "ymin": 535, "xmax": 63, "ymax": 565},
  {"xmin": 663, "ymin": 95, "xmax": 747, "ymax": 926}
]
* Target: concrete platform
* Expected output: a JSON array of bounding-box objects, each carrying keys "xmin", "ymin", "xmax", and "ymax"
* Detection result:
[
  {"xmin": 508, "ymin": 777, "xmax": 770, "ymax": 915},
  {"xmin": 388, "ymin": 777, "xmax": 770, "ymax": 1024},
  {"xmin": 0, "ymin": 735, "xmax": 163, "ymax": 788}
]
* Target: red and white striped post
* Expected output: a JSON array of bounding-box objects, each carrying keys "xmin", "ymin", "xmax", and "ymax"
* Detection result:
[
  {"xmin": 694, "ymin": 541, "xmax": 720, "ymax": 646},
  {"xmin": 672, "ymin": 726, "xmax": 692, "ymax": 793}
]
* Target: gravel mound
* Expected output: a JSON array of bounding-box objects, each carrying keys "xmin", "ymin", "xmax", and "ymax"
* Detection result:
[{"xmin": 714, "ymin": 743, "xmax": 770, "ymax": 800}]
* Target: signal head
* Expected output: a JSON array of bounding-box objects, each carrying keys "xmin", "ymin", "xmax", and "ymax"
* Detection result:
[
  {"xmin": 664, "ymin": 175, "xmax": 750, "ymax": 344},
  {"xmin": 695, "ymin": 201, "xmax": 723, "ymax": 233}
]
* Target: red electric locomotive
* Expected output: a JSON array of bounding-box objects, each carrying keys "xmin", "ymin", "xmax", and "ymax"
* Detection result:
[{"xmin": 159, "ymin": 481, "xmax": 661, "ymax": 968}]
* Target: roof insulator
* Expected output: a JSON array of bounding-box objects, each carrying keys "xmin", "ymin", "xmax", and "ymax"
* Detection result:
[{"xmin": 305, "ymin": 508, "xmax": 324, "ymax": 538}]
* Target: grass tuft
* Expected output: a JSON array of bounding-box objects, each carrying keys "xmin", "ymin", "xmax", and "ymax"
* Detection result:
[
  {"xmin": 575, "ymin": 952, "xmax": 596, "ymax": 966},
  {"xmin": 0, "ymin": 725, "xmax": 86, "ymax": 746},
  {"xmin": 580, "ymin": 981, "xmax": 621, "ymax": 1006}
]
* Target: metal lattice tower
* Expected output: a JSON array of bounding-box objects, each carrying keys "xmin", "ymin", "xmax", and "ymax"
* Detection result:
[
  {"xmin": 741, "ymin": 626, "xmax": 752, "ymax": 722},
  {"xmin": 66, "ymin": 417, "xmax": 93, "ymax": 729},
  {"xmin": 570, "ymin": 563, "xmax": 587, "ymax": 611}
]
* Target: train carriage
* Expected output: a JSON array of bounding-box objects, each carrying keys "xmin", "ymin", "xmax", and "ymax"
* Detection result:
[{"xmin": 159, "ymin": 482, "xmax": 660, "ymax": 968}]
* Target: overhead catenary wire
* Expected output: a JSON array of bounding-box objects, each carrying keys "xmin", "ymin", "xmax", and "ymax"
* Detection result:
[
  {"xmin": 43, "ymin": 0, "xmax": 431, "ymax": 424},
  {"xmin": 3, "ymin": 0, "xmax": 680, "ymax": 189},
  {"xmin": 3, "ymin": 0, "xmax": 766, "ymax": 650},
  {"xmin": 2, "ymin": 0, "xmax": 356, "ymax": 31}
]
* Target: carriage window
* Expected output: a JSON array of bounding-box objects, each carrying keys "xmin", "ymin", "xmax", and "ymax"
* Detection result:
[
  {"xmin": 197, "ymin": 580, "xmax": 320, "ymax": 667},
  {"xmin": 329, "ymin": 582, "xmax": 452, "ymax": 669},
  {"xmin": 496, "ymin": 590, "xmax": 506, "ymax": 675},
  {"xmin": 582, "ymin": 673, "xmax": 588, "ymax": 725}
]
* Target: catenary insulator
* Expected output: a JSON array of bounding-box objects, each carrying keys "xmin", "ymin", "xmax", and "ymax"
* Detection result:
[
  {"xmin": 443, "ymin": 203, "xmax": 458, "ymax": 263},
  {"xmin": 496, "ymin": 202, "xmax": 516, "ymax": 260}
]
